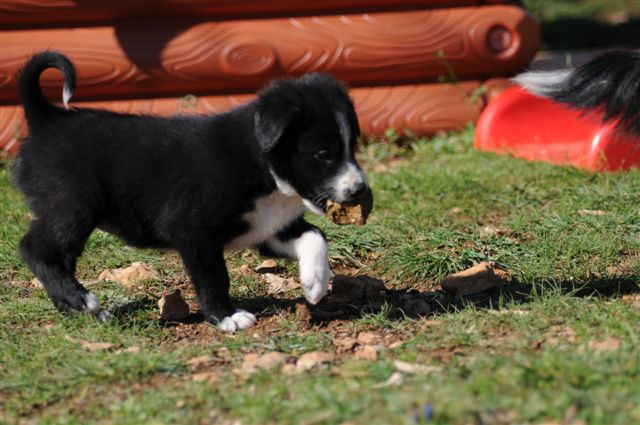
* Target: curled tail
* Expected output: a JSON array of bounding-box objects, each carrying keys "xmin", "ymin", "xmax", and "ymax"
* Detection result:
[
  {"xmin": 19, "ymin": 51, "xmax": 76, "ymax": 126},
  {"xmin": 513, "ymin": 50, "xmax": 640, "ymax": 134}
]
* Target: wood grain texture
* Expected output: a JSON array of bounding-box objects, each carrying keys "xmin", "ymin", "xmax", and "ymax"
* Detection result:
[
  {"xmin": 0, "ymin": 6, "xmax": 538, "ymax": 102},
  {"xmin": 0, "ymin": 0, "xmax": 520, "ymax": 27},
  {"xmin": 0, "ymin": 82, "xmax": 483, "ymax": 154}
]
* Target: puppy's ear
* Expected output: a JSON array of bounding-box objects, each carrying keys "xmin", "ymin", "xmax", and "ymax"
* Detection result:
[{"xmin": 254, "ymin": 82, "xmax": 301, "ymax": 153}]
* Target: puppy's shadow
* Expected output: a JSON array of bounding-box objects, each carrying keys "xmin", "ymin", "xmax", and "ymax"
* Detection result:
[{"xmin": 106, "ymin": 274, "xmax": 640, "ymax": 329}]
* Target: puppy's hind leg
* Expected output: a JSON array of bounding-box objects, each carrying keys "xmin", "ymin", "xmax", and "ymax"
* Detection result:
[
  {"xmin": 177, "ymin": 240, "xmax": 256, "ymax": 332},
  {"xmin": 19, "ymin": 218, "xmax": 109, "ymax": 321},
  {"xmin": 262, "ymin": 218, "xmax": 330, "ymax": 305}
]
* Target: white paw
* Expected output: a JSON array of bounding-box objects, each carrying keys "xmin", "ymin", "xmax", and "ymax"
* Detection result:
[
  {"xmin": 301, "ymin": 259, "xmax": 330, "ymax": 305},
  {"xmin": 83, "ymin": 293, "xmax": 112, "ymax": 322},
  {"xmin": 217, "ymin": 309, "xmax": 257, "ymax": 332}
]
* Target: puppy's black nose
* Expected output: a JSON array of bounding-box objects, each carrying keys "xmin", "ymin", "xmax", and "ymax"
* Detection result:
[{"xmin": 345, "ymin": 183, "xmax": 369, "ymax": 201}]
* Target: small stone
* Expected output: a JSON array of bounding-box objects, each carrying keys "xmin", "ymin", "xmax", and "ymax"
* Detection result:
[
  {"xmin": 440, "ymin": 261, "xmax": 511, "ymax": 297},
  {"xmin": 296, "ymin": 351, "xmax": 335, "ymax": 371},
  {"xmin": 158, "ymin": 289, "xmax": 190, "ymax": 321},
  {"xmin": 354, "ymin": 345, "xmax": 379, "ymax": 361},
  {"xmin": 255, "ymin": 259, "xmax": 279, "ymax": 274}
]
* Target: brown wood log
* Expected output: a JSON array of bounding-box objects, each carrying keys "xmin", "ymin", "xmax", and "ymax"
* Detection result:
[
  {"xmin": 0, "ymin": 0, "xmax": 522, "ymax": 27},
  {"xmin": 0, "ymin": 82, "xmax": 483, "ymax": 154},
  {"xmin": 0, "ymin": 6, "xmax": 538, "ymax": 103}
]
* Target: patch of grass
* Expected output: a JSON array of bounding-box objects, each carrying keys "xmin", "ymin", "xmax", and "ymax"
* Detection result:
[{"xmin": 1, "ymin": 130, "xmax": 640, "ymax": 424}]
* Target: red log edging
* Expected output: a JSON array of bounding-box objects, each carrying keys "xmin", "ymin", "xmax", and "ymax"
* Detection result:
[
  {"xmin": 0, "ymin": 82, "xmax": 483, "ymax": 154},
  {"xmin": 0, "ymin": 6, "xmax": 538, "ymax": 103},
  {"xmin": 1, "ymin": 0, "xmax": 521, "ymax": 27}
]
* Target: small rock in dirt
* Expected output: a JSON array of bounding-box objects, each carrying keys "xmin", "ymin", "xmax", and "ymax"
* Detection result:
[
  {"xmin": 116, "ymin": 346, "xmax": 141, "ymax": 354},
  {"xmin": 255, "ymin": 259, "xmax": 279, "ymax": 274},
  {"xmin": 334, "ymin": 337, "xmax": 358, "ymax": 352},
  {"xmin": 440, "ymin": 261, "xmax": 511, "ymax": 297},
  {"xmin": 354, "ymin": 345, "xmax": 379, "ymax": 361},
  {"xmin": 99, "ymin": 261, "xmax": 159, "ymax": 285},
  {"xmin": 296, "ymin": 351, "xmax": 335, "ymax": 371},
  {"xmin": 158, "ymin": 289, "xmax": 190, "ymax": 321},
  {"xmin": 357, "ymin": 332, "xmax": 380, "ymax": 345},
  {"xmin": 331, "ymin": 275, "xmax": 385, "ymax": 300},
  {"xmin": 264, "ymin": 273, "xmax": 300, "ymax": 295},
  {"xmin": 393, "ymin": 360, "xmax": 442, "ymax": 375}
]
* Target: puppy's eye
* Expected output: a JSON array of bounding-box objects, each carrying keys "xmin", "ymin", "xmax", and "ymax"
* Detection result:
[{"xmin": 314, "ymin": 150, "xmax": 332, "ymax": 161}]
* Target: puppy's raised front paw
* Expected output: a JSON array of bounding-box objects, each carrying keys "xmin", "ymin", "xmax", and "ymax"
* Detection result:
[
  {"xmin": 217, "ymin": 309, "xmax": 257, "ymax": 332},
  {"xmin": 301, "ymin": 260, "xmax": 329, "ymax": 305}
]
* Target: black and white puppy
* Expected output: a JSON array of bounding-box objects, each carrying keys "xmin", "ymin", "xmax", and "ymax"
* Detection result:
[
  {"xmin": 14, "ymin": 51, "xmax": 371, "ymax": 332},
  {"xmin": 513, "ymin": 50, "xmax": 640, "ymax": 134}
]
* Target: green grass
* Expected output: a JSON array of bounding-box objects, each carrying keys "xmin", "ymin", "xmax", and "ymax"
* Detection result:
[{"xmin": 1, "ymin": 128, "xmax": 640, "ymax": 424}]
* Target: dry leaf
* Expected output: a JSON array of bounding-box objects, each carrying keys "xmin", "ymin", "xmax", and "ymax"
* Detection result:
[
  {"xmin": 65, "ymin": 335, "xmax": 114, "ymax": 352},
  {"xmin": 354, "ymin": 345, "xmax": 379, "ymax": 361},
  {"xmin": 99, "ymin": 261, "xmax": 159, "ymax": 285},
  {"xmin": 578, "ymin": 209, "xmax": 610, "ymax": 216},
  {"xmin": 357, "ymin": 332, "xmax": 380, "ymax": 345},
  {"xmin": 374, "ymin": 372, "xmax": 404, "ymax": 388},
  {"xmin": 296, "ymin": 351, "xmax": 335, "ymax": 371},
  {"xmin": 264, "ymin": 273, "xmax": 300, "ymax": 295},
  {"xmin": 334, "ymin": 337, "xmax": 358, "ymax": 352},
  {"xmin": 393, "ymin": 360, "xmax": 442, "ymax": 374},
  {"xmin": 440, "ymin": 261, "xmax": 511, "ymax": 297},
  {"xmin": 158, "ymin": 289, "xmax": 190, "ymax": 321},
  {"xmin": 192, "ymin": 372, "xmax": 219, "ymax": 382},
  {"xmin": 255, "ymin": 259, "xmax": 279, "ymax": 274},
  {"xmin": 588, "ymin": 337, "xmax": 621, "ymax": 353}
]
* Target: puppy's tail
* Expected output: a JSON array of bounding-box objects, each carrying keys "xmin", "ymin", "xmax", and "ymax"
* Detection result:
[
  {"xmin": 18, "ymin": 51, "xmax": 76, "ymax": 126},
  {"xmin": 513, "ymin": 50, "xmax": 640, "ymax": 134}
]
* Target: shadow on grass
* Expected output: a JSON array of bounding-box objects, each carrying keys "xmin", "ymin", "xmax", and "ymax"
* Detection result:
[{"xmin": 107, "ymin": 274, "xmax": 640, "ymax": 329}]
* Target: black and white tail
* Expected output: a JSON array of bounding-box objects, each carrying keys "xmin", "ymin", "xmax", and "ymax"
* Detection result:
[
  {"xmin": 18, "ymin": 51, "xmax": 76, "ymax": 127},
  {"xmin": 513, "ymin": 50, "xmax": 640, "ymax": 134}
]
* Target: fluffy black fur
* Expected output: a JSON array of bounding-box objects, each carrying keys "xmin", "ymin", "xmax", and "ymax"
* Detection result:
[
  {"xmin": 515, "ymin": 50, "xmax": 640, "ymax": 134},
  {"xmin": 14, "ymin": 51, "xmax": 368, "ymax": 329}
]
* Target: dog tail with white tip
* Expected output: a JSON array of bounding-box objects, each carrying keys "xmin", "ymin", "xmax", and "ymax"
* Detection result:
[
  {"xmin": 19, "ymin": 51, "xmax": 76, "ymax": 127},
  {"xmin": 513, "ymin": 50, "xmax": 640, "ymax": 134}
]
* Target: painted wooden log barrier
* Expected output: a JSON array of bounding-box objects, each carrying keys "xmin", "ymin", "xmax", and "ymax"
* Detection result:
[
  {"xmin": 1, "ymin": 0, "xmax": 521, "ymax": 27},
  {"xmin": 0, "ymin": 6, "xmax": 539, "ymax": 103},
  {"xmin": 0, "ymin": 82, "xmax": 484, "ymax": 154},
  {"xmin": 0, "ymin": 1, "xmax": 538, "ymax": 154}
]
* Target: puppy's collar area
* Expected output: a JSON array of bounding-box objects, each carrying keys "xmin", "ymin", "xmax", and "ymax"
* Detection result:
[{"xmin": 270, "ymin": 169, "xmax": 324, "ymax": 216}]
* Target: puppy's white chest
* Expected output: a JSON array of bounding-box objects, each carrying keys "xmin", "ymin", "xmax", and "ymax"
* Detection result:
[{"xmin": 225, "ymin": 191, "xmax": 306, "ymax": 250}]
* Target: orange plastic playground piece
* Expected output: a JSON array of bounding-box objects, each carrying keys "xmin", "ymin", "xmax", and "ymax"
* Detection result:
[{"xmin": 474, "ymin": 86, "xmax": 640, "ymax": 172}]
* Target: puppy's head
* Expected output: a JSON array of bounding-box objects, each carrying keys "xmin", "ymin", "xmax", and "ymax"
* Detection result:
[{"xmin": 255, "ymin": 73, "xmax": 370, "ymax": 214}]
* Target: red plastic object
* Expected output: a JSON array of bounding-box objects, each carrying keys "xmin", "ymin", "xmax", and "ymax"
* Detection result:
[{"xmin": 474, "ymin": 86, "xmax": 640, "ymax": 172}]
